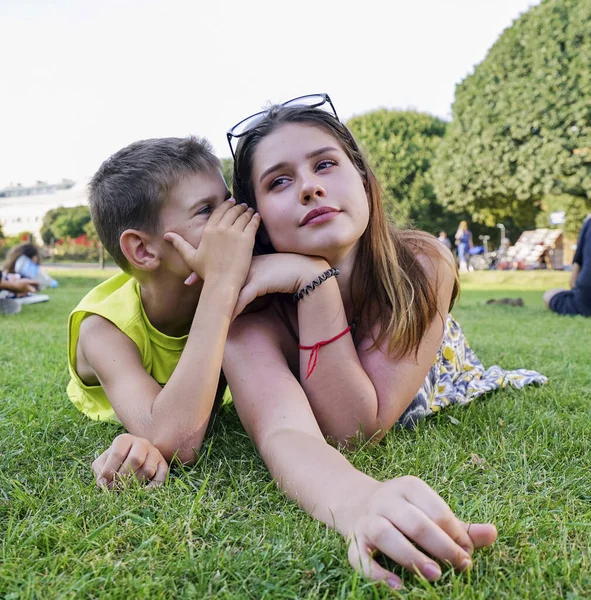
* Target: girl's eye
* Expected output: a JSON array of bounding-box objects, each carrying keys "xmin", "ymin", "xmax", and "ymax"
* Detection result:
[
  {"xmin": 269, "ymin": 176, "xmax": 289, "ymax": 190},
  {"xmin": 316, "ymin": 159, "xmax": 337, "ymax": 171}
]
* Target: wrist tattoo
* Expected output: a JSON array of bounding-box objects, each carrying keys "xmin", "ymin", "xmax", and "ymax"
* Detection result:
[{"xmin": 293, "ymin": 268, "xmax": 340, "ymax": 302}]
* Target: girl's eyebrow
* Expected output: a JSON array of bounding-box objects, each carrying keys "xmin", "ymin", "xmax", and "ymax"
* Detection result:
[{"xmin": 258, "ymin": 146, "xmax": 339, "ymax": 184}]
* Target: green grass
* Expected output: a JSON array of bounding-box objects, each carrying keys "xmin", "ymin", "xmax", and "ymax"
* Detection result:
[{"xmin": 1, "ymin": 269, "xmax": 590, "ymax": 598}]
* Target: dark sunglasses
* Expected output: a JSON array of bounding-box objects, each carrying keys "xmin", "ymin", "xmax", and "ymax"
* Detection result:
[{"xmin": 226, "ymin": 93, "xmax": 339, "ymax": 158}]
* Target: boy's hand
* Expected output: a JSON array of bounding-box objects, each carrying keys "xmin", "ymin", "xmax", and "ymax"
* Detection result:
[
  {"xmin": 164, "ymin": 199, "xmax": 260, "ymax": 290},
  {"xmin": 232, "ymin": 254, "xmax": 330, "ymax": 319},
  {"xmin": 346, "ymin": 476, "xmax": 497, "ymax": 588},
  {"xmin": 92, "ymin": 433, "xmax": 169, "ymax": 489}
]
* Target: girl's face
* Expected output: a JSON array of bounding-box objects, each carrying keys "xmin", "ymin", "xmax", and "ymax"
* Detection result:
[{"xmin": 251, "ymin": 123, "xmax": 370, "ymax": 262}]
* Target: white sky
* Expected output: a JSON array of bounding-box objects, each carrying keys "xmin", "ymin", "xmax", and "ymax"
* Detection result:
[{"xmin": 0, "ymin": 0, "xmax": 540, "ymax": 187}]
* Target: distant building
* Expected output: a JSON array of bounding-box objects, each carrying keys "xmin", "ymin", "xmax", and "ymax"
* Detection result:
[
  {"xmin": 0, "ymin": 179, "xmax": 89, "ymax": 242},
  {"xmin": 0, "ymin": 179, "xmax": 76, "ymax": 198}
]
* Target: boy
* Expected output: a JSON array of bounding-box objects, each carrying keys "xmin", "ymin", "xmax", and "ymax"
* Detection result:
[{"xmin": 67, "ymin": 137, "xmax": 259, "ymax": 487}]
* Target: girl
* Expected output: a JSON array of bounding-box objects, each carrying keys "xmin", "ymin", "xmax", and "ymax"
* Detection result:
[{"xmin": 218, "ymin": 95, "xmax": 546, "ymax": 586}]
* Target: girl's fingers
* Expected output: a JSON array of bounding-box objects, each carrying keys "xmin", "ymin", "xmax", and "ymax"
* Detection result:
[
  {"xmin": 184, "ymin": 272, "xmax": 200, "ymax": 286},
  {"xmin": 348, "ymin": 533, "xmax": 403, "ymax": 590},
  {"xmin": 365, "ymin": 516, "xmax": 442, "ymax": 581},
  {"xmin": 462, "ymin": 522, "xmax": 498, "ymax": 549},
  {"xmin": 146, "ymin": 459, "xmax": 169, "ymax": 489},
  {"xmin": 232, "ymin": 285, "xmax": 258, "ymax": 321},
  {"xmin": 400, "ymin": 477, "xmax": 474, "ymax": 554},
  {"xmin": 391, "ymin": 503, "xmax": 472, "ymax": 570}
]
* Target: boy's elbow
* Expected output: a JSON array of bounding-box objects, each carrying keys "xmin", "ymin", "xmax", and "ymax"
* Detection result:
[{"xmin": 153, "ymin": 431, "xmax": 205, "ymax": 465}]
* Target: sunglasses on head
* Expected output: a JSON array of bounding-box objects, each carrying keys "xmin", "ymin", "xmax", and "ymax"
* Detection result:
[{"xmin": 226, "ymin": 93, "xmax": 339, "ymax": 158}]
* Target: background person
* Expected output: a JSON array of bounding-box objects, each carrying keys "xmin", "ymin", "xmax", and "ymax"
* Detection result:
[
  {"xmin": 3, "ymin": 243, "xmax": 58, "ymax": 288},
  {"xmin": 543, "ymin": 214, "xmax": 591, "ymax": 316},
  {"xmin": 437, "ymin": 231, "xmax": 452, "ymax": 250},
  {"xmin": 455, "ymin": 220, "xmax": 473, "ymax": 272}
]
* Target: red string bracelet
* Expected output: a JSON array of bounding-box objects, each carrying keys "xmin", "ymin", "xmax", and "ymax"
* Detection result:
[{"xmin": 298, "ymin": 325, "xmax": 352, "ymax": 379}]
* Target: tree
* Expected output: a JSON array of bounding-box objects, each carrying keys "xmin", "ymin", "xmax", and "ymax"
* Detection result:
[
  {"xmin": 221, "ymin": 157, "xmax": 234, "ymax": 190},
  {"xmin": 41, "ymin": 205, "xmax": 92, "ymax": 243},
  {"xmin": 433, "ymin": 0, "xmax": 591, "ymax": 228},
  {"xmin": 347, "ymin": 109, "xmax": 467, "ymax": 234}
]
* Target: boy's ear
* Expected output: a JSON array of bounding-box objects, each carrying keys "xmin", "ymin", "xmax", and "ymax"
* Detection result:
[{"xmin": 120, "ymin": 229, "xmax": 161, "ymax": 271}]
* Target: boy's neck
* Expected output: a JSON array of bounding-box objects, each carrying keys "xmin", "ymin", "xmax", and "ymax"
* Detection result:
[{"xmin": 138, "ymin": 271, "xmax": 202, "ymax": 337}]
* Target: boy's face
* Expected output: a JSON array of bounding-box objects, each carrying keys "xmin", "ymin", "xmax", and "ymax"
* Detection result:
[{"xmin": 156, "ymin": 169, "xmax": 231, "ymax": 278}]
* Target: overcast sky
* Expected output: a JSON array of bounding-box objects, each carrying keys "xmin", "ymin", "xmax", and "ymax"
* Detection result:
[{"xmin": 0, "ymin": 0, "xmax": 540, "ymax": 187}]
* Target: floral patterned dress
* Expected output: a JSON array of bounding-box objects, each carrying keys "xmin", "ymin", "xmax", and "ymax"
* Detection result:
[{"xmin": 397, "ymin": 315, "xmax": 548, "ymax": 428}]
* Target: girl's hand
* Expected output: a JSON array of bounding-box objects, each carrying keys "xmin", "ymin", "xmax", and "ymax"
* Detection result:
[
  {"xmin": 232, "ymin": 254, "xmax": 330, "ymax": 319},
  {"xmin": 346, "ymin": 476, "xmax": 497, "ymax": 588},
  {"xmin": 164, "ymin": 199, "xmax": 260, "ymax": 291},
  {"xmin": 92, "ymin": 434, "xmax": 169, "ymax": 489}
]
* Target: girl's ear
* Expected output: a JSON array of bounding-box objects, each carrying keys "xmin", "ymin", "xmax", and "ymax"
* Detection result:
[{"xmin": 120, "ymin": 229, "xmax": 161, "ymax": 271}]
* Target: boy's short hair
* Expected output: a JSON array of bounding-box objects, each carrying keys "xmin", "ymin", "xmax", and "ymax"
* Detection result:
[{"xmin": 89, "ymin": 136, "xmax": 220, "ymax": 270}]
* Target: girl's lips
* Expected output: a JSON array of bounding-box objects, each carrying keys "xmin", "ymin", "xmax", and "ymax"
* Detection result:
[
  {"xmin": 303, "ymin": 210, "xmax": 340, "ymax": 226},
  {"xmin": 300, "ymin": 206, "xmax": 341, "ymax": 226}
]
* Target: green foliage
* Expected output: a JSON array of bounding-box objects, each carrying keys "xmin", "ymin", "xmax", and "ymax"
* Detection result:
[
  {"xmin": 40, "ymin": 205, "xmax": 92, "ymax": 243},
  {"xmin": 433, "ymin": 0, "xmax": 591, "ymax": 227},
  {"xmin": 83, "ymin": 218, "xmax": 99, "ymax": 241},
  {"xmin": 221, "ymin": 157, "xmax": 234, "ymax": 190},
  {"xmin": 535, "ymin": 194, "xmax": 591, "ymax": 237},
  {"xmin": 347, "ymin": 109, "xmax": 467, "ymax": 235}
]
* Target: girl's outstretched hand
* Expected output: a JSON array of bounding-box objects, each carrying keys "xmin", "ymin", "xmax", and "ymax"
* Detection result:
[
  {"xmin": 346, "ymin": 476, "xmax": 497, "ymax": 589},
  {"xmin": 92, "ymin": 433, "xmax": 169, "ymax": 490},
  {"xmin": 232, "ymin": 254, "xmax": 330, "ymax": 319}
]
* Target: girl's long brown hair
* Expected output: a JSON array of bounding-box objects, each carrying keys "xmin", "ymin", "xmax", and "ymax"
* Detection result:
[{"xmin": 232, "ymin": 106, "xmax": 458, "ymax": 358}]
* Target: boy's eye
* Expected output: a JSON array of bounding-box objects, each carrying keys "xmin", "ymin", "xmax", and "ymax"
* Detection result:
[{"xmin": 196, "ymin": 204, "xmax": 212, "ymax": 216}]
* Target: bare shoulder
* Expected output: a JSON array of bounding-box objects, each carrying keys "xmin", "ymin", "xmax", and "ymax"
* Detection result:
[
  {"xmin": 406, "ymin": 231, "xmax": 456, "ymax": 282},
  {"xmin": 77, "ymin": 314, "xmax": 141, "ymax": 384},
  {"xmin": 79, "ymin": 314, "xmax": 134, "ymax": 351}
]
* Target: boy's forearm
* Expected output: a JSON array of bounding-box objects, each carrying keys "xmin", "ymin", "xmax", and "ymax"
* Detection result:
[
  {"xmin": 261, "ymin": 428, "xmax": 378, "ymax": 536},
  {"xmin": 297, "ymin": 280, "xmax": 379, "ymax": 441},
  {"xmin": 148, "ymin": 279, "xmax": 239, "ymax": 460}
]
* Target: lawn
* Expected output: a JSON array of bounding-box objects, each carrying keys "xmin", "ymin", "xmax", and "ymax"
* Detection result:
[{"xmin": 1, "ymin": 269, "xmax": 590, "ymax": 599}]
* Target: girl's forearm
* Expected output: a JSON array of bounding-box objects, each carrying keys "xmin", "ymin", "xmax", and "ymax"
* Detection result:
[
  {"xmin": 296, "ymin": 279, "xmax": 380, "ymax": 442},
  {"xmin": 260, "ymin": 428, "xmax": 378, "ymax": 536}
]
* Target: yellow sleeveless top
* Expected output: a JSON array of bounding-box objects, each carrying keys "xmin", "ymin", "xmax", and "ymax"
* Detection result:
[{"xmin": 66, "ymin": 272, "xmax": 188, "ymax": 422}]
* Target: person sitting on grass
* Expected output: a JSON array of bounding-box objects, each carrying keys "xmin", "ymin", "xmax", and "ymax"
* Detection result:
[
  {"xmin": 95, "ymin": 96, "xmax": 546, "ymax": 587},
  {"xmin": 543, "ymin": 214, "xmax": 591, "ymax": 317},
  {"xmin": 3, "ymin": 242, "xmax": 58, "ymax": 289},
  {"xmin": 67, "ymin": 136, "xmax": 259, "ymax": 487},
  {"xmin": 0, "ymin": 272, "xmax": 40, "ymax": 314}
]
